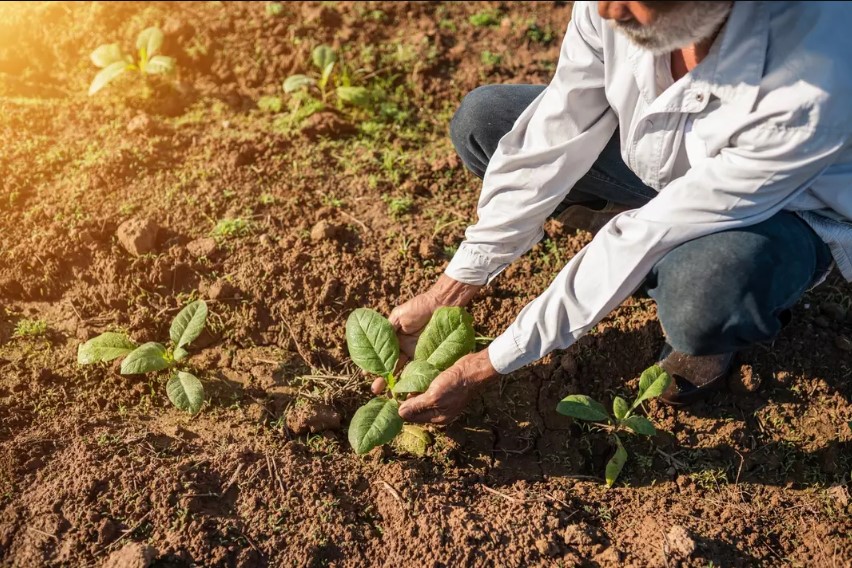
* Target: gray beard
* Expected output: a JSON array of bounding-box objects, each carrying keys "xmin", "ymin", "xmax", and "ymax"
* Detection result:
[{"xmin": 611, "ymin": 1, "xmax": 733, "ymax": 55}]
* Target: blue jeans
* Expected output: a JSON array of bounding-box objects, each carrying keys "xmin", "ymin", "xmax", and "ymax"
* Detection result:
[{"xmin": 450, "ymin": 85, "xmax": 834, "ymax": 355}]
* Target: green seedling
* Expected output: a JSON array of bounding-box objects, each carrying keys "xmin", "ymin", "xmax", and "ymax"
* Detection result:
[
  {"xmin": 13, "ymin": 319, "xmax": 47, "ymax": 338},
  {"xmin": 556, "ymin": 365, "xmax": 672, "ymax": 487},
  {"xmin": 345, "ymin": 306, "xmax": 475, "ymax": 455},
  {"xmin": 77, "ymin": 300, "xmax": 208, "ymax": 414},
  {"xmin": 283, "ymin": 45, "xmax": 371, "ymax": 107},
  {"xmin": 88, "ymin": 27, "xmax": 176, "ymax": 96},
  {"xmin": 469, "ymin": 10, "xmax": 501, "ymax": 27}
]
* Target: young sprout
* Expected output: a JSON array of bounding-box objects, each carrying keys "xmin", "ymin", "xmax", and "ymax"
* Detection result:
[
  {"xmin": 88, "ymin": 27, "xmax": 176, "ymax": 96},
  {"xmin": 77, "ymin": 300, "xmax": 208, "ymax": 414},
  {"xmin": 556, "ymin": 366, "xmax": 672, "ymax": 486}
]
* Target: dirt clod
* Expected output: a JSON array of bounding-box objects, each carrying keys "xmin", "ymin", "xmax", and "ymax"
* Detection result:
[
  {"xmin": 665, "ymin": 524, "xmax": 696, "ymax": 558},
  {"xmin": 310, "ymin": 220, "xmax": 341, "ymax": 242},
  {"xmin": 126, "ymin": 113, "xmax": 153, "ymax": 134},
  {"xmin": 102, "ymin": 542, "xmax": 158, "ymax": 568},
  {"xmin": 729, "ymin": 363, "xmax": 762, "ymax": 393},
  {"xmin": 116, "ymin": 218, "xmax": 159, "ymax": 257},
  {"xmin": 286, "ymin": 403, "xmax": 341, "ymax": 435},
  {"xmin": 186, "ymin": 237, "xmax": 218, "ymax": 258}
]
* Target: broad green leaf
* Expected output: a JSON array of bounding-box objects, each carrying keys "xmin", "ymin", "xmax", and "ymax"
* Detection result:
[
  {"xmin": 612, "ymin": 396, "xmax": 629, "ymax": 420},
  {"xmin": 166, "ymin": 371, "xmax": 204, "ymax": 414},
  {"xmin": 77, "ymin": 332, "xmax": 137, "ymax": 364},
  {"xmin": 136, "ymin": 27, "xmax": 164, "ymax": 58},
  {"xmin": 348, "ymin": 397, "xmax": 403, "ymax": 454},
  {"xmin": 120, "ymin": 342, "xmax": 169, "ymax": 374},
  {"xmin": 556, "ymin": 395, "xmax": 610, "ymax": 422},
  {"xmin": 622, "ymin": 415, "xmax": 656, "ymax": 437},
  {"xmin": 633, "ymin": 365, "xmax": 672, "ymax": 409},
  {"xmin": 283, "ymin": 74, "xmax": 316, "ymax": 93},
  {"xmin": 392, "ymin": 360, "xmax": 440, "ymax": 395},
  {"xmin": 173, "ymin": 346, "xmax": 189, "ymax": 362},
  {"xmin": 605, "ymin": 436, "xmax": 628, "ymax": 487},
  {"xmin": 345, "ymin": 308, "xmax": 399, "ymax": 377},
  {"xmin": 144, "ymin": 55, "xmax": 175, "ymax": 75},
  {"xmin": 170, "ymin": 300, "xmax": 208, "ymax": 349},
  {"xmin": 413, "ymin": 307, "xmax": 475, "ymax": 371},
  {"xmin": 336, "ymin": 86, "xmax": 371, "ymax": 107},
  {"xmin": 311, "ymin": 44, "xmax": 336, "ymax": 71},
  {"xmin": 393, "ymin": 424, "xmax": 431, "ymax": 457},
  {"xmin": 88, "ymin": 61, "xmax": 130, "ymax": 96},
  {"xmin": 90, "ymin": 43, "xmax": 125, "ymax": 68}
]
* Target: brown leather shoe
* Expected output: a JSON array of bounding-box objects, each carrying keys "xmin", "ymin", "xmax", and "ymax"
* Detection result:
[
  {"xmin": 555, "ymin": 202, "xmax": 630, "ymax": 235},
  {"xmin": 658, "ymin": 343, "xmax": 735, "ymax": 406}
]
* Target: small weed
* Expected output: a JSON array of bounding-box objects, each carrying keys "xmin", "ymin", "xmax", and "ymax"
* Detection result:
[
  {"xmin": 257, "ymin": 95, "xmax": 284, "ymax": 113},
  {"xmin": 211, "ymin": 218, "xmax": 251, "ymax": 239},
  {"xmin": 384, "ymin": 195, "xmax": 414, "ymax": 219},
  {"xmin": 259, "ymin": 193, "xmax": 277, "ymax": 205},
  {"xmin": 469, "ymin": 10, "xmax": 501, "ymax": 27},
  {"xmin": 481, "ymin": 51, "xmax": 502, "ymax": 66},
  {"xmin": 13, "ymin": 319, "xmax": 48, "ymax": 338},
  {"xmin": 526, "ymin": 22, "xmax": 556, "ymax": 44},
  {"xmin": 266, "ymin": 2, "xmax": 284, "ymax": 17}
]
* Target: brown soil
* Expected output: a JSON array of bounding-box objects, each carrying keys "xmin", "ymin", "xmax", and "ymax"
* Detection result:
[{"xmin": 1, "ymin": 2, "xmax": 850, "ymax": 567}]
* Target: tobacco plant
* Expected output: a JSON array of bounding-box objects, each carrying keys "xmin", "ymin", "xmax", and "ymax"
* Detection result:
[
  {"xmin": 556, "ymin": 365, "xmax": 672, "ymax": 487},
  {"xmin": 77, "ymin": 300, "xmax": 208, "ymax": 414},
  {"xmin": 88, "ymin": 27, "xmax": 176, "ymax": 96},
  {"xmin": 283, "ymin": 45, "xmax": 371, "ymax": 107},
  {"xmin": 345, "ymin": 306, "xmax": 475, "ymax": 455}
]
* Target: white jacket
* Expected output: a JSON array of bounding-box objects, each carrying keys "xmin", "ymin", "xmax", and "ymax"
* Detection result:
[{"xmin": 444, "ymin": 1, "xmax": 852, "ymax": 373}]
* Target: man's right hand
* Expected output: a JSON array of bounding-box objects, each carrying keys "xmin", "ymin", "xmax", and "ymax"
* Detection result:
[{"xmin": 370, "ymin": 274, "xmax": 482, "ymax": 395}]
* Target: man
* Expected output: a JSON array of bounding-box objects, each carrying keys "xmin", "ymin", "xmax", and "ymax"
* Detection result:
[{"xmin": 375, "ymin": 1, "xmax": 852, "ymax": 424}]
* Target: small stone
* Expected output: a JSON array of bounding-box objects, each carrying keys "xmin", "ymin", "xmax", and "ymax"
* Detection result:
[
  {"xmin": 560, "ymin": 354, "xmax": 579, "ymax": 375},
  {"xmin": 286, "ymin": 403, "xmax": 341, "ymax": 435},
  {"xmin": 665, "ymin": 525, "xmax": 696, "ymax": 558},
  {"xmin": 116, "ymin": 218, "xmax": 158, "ymax": 256},
  {"xmin": 127, "ymin": 113, "xmax": 152, "ymax": 134},
  {"xmin": 259, "ymin": 234, "xmax": 272, "ymax": 247},
  {"xmin": 97, "ymin": 518, "xmax": 119, "ymax": 544},
  {"xmin": 821, "ymin": 302, "xmax": 847, "ymax": 322},
  {"xmin": 834, "ymin": 335, "xmax": 852, "ymax": 352},
  {"xmin": 203, "ymin": 279, "xmax": 237, "ymax": 301},
  {"xmin": 666, "ymin": 466, "xmax": 677, "ymax": 477},
  {"xmin": 102, "ymin": 542, "xmax": 159, "ymax": 568},
  {"xmin": 186, "ymin": 237, "xmax": 217, "ymax": 258},
  {"xmin": 418, "ymin": 239, "xmax": 441, "ymax": 259},
  {"xmin": 310, "ymin": 220, "xmax": 340, "ymax": 242},
  {"xmin": 814, "ymin": 316, "xmax": 831, "ymax": 328}
]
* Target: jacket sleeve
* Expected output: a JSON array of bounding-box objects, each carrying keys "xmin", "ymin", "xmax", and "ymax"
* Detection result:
[
  {"xmin": 444, "ymin": 1, "xmax": 617, "ymax": 285},
  {"xmin": 488, "ymin": 121, "xmax": 847, "ymax": 373}
]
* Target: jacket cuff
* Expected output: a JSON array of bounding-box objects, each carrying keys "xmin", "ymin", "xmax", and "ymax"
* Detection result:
[
  {"xmin": 487, "ymin": 329, "xmax": 529, "ymax": 374},
  {"xmin": 443, "ymin": 244, "xmax": 507, "ymax": 286}
]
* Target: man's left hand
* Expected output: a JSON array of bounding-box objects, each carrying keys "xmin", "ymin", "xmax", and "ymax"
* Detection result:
[{"xmin": 398, "ymin": 349, "xmax": 499, "ymax": 424}]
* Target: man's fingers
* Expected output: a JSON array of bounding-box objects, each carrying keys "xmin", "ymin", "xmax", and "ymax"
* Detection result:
[
  {"xmin": 370, "ymin": 377, "xmax": 386, "ymax": 395},
  {"xmin": 399, "ymin": 395, "xmax": 446, "ymax": 424},
  {"xmin": 399, "ymin": 335, "xmax": 418, "ymax": 359}
]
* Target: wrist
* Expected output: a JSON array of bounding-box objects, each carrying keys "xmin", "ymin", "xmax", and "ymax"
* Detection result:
[{"xmin": 428, "ymin": 274, "xmax": 482, "ymax": 308}]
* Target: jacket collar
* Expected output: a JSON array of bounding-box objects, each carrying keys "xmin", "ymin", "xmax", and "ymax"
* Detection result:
[{"xmin": 627, "ymin": 1, "xmax": 770, "ymax": 115}]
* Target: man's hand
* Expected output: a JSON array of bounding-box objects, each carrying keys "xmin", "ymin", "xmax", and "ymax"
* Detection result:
[
  {"xmin": 370, "ymin": 274, "xmax": 482, "ymax": 396},
  {"xmin": 397, "ymin": 349, "xmax": 499, "ymax": 424}
]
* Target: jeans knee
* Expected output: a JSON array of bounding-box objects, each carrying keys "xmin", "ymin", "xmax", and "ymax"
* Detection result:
[{"xmin": 450, "ymin": 86, "xmax": 490, "ymax": 153}]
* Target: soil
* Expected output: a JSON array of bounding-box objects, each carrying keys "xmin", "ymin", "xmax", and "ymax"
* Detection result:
[{"xmin": 1, "ymin": 2, "xmax": 850, "ymax": 567}]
